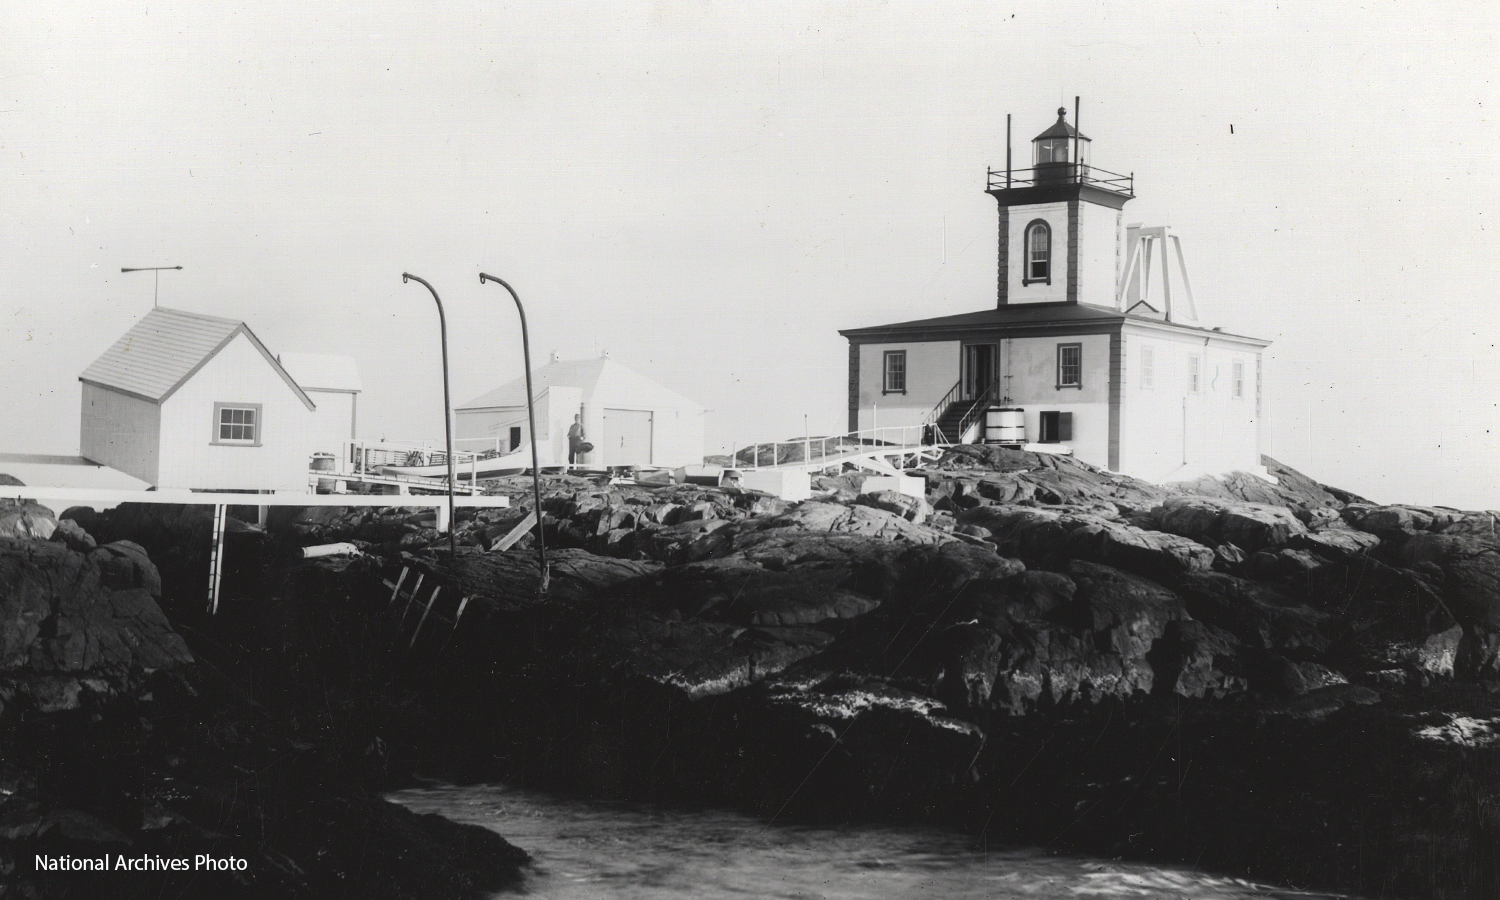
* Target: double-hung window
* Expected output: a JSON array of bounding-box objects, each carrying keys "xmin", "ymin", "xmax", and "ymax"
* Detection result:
[
  {"xmin": 1188, "ymin": 355, "xmax": 1202, "ymax": 394},
  {"xmin": 1232, "ymin": 360, "xmax": 1245, "ymax": 399},
  {"xmin": 1024, "ymin": 220, "xmax": 1051, "ymax": 285},
  {"xmin": 213, "ymin": 402, "xmax": 261, "ymax": 446},
  {"xmin": 1057, "ymin": 343, "xmax": 1081, "ymax": 389},
  {"xmin": 883, "ymin": 350, "xmax": 907, "ymax": 394},
  {"xmin": 1140, "ymin": 346, "xmax": 1154, "ymax": 389}
]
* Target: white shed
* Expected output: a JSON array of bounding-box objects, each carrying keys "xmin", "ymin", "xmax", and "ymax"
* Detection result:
[
  {"xmin": 276, "ymin": 352, "xmax": 363, "ymax": 457},
  {"xmin": 456, "ymin": 355, "xmax": 706, "ymax": 468},
  {"xmin": 79, "ymin": 307, "xmax": 320, "ymax": 492}
]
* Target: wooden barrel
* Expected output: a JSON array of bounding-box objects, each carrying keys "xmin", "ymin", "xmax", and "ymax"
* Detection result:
[
  {"xmin": 312, "ymin": 453, "xmax": 337, "ymax": 493},
  {"xmin": 984, "ymin": 408, "xmax": 1025, "ymax": 445}
]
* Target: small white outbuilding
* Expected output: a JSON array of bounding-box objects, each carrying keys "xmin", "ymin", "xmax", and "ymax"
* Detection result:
[
  {"xmin": 78, "ymin": 307, "xmax": 342, "ymax": 492},
  {"xmin": 456, "ymin": 354, "xmax": 705, "ymax": 468},
  {"xmin": 276, "ymin": 352, "xmax": 363, "ymax": 457}
]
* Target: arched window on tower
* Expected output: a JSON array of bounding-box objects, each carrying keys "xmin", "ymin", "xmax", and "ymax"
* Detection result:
[{"xmin": 1024, "ymin": 220, "xmax": 1051, "ymax": 285}]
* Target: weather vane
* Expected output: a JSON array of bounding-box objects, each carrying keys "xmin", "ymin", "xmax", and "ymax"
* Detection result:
[{"xmin": 120, "ymin": 265, "xmax": 183, "ymax": 307}]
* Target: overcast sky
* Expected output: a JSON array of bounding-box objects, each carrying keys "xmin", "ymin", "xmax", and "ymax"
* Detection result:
[{"xmin": 3, "ymin": 1, "xmax": 1497, "ymax": 507}]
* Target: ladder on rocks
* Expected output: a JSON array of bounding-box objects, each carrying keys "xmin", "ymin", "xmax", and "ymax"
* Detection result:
[{"xmin": 207, "ymin": 504, "xmax": 227, "ymax": 614}]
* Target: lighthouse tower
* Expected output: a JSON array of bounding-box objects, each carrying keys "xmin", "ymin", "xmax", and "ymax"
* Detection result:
[
  {"xmin": 987, "ymin": 107, "xmax": 1135, "ymax": 308},
  {"xmin": 840, "ymin": 103, "xmax": 1270, "ymax": 482}
]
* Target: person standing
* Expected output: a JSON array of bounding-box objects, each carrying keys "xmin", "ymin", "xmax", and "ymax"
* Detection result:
[{"xmin": 567, "ymin": 413, "xmax": 586, "ymax": 465}]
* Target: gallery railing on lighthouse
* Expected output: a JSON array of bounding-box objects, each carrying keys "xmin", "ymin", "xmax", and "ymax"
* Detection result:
[{"xmin": 987, "ymin": 163, "xmax": 1133, "ymax": 197}]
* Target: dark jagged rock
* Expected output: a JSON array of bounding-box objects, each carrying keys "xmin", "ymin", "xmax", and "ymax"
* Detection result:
[
  {"xmin": 1286, "ymin": 526, "xmax": 1381, "ymax": 559},
  {"xmin": 1398, "ymin": 532, "xmax": 1500, "ymax": 678},
  {"xmin": 956, "ymin": 506, "xmax": 1214, "ymax": 580},
  {"xmin": 855, "ymin": 489, "xmax": 931, "ymax": 524},
  {"xmin": 1, "ymin": 525, "xmax": 528, "ymax": 899},
  {"xmin": 1064, "ymin": 517, "xmax": 1215, "ymax": 580},
  {"xmin": 1065, "ymin": 560, "xmax": 1187, "ymax": 660},
  {"xmin": 1174, "ymin": 572, "xmax": 1331, "ymax": 657},
  {"xmin": 751, "ymin": 500, "xmax": 953, "ymax": 545},
  {"xmin": 1151, "ymin": 496, "xmax": 1309, "ymax": 552},
  {"xmin": 388, "ymin": 452, "xmax": 1500, "ymax": 900},
  {"xmin": 0, "ymin": 538, "xmax": 191, "ymax": 713},
  {"xmin": 16, "ymin": 453, "xmax": 1498, "ymax": 900},
  {"xmin": 49, "ymin": 517, "xmax": 96, "ymax": 552},
  {"xmin": 1151, "ymin": 619, "xmax": 1245, "ymax": 698},
  {"xmin": 1342, "ymin": 502, "xmax": 1466, "ymax": 538}
]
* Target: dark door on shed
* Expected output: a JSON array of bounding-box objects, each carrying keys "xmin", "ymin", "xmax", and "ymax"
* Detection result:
[{"xmin": 602, "ymin": 409, "xmax": 653, "ymax": 466}]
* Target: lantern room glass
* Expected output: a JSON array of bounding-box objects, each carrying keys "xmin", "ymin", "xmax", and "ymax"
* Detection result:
[{"xmin": 1033, "ymin": 137, "xmax": 1089, "ymax": 167}]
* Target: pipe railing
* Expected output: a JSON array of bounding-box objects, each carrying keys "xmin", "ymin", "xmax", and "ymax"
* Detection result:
[
  {"xmin": 986, "ymin": 163, "xmax": 1133, "ymax": 195},
  {"xmin": 955, "ymin": 378, "xmax": 1001, "ymax": 444},
  {"xmin": 921, "ymin": 379, "xmax": 963, "ymax": 443},
  {"xmin": 733, "ymin": 424, "xmax": 936, "ymax": 472}
]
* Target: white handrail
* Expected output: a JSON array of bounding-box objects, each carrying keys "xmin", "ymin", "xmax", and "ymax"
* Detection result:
[{"xmin": 733, "ymin": 424, "xmax": 936, "ymax": 473}]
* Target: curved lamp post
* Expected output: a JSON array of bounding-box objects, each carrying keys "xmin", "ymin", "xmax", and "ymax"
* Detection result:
[
  {"xmin": 401, "ymin": 273, "xmax": 458, "ymax": 559},
  {"xmin": 478, "ymin": 272, "xmax": 549, "ymax": 594}
]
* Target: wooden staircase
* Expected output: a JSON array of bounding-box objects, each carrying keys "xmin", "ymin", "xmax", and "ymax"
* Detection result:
[{"xmin": 935, "ymin": 398, "xmax": 984, "ymax": 444}]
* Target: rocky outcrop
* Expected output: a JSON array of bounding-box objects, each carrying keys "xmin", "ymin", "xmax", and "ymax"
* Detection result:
[
  {"xmin": 957, "ymin": 506, "xmax": 1215, "ymax": 580},
  {"xmin": 0, "ymin": 535, "xmax": 190, "ymax": 714},
  {"xmin": 855, "ymin": 488, "xmax": 932, "ymax": 524},
  {"xmin": 0, "ymin": 499, "xmax": 58, "ymax": 541},
  {"xmin": 1398, "ymin": 531, "xmax": 1500, "ymax": 677},
  {"xmin": 18, "ymin": 449, "xmax": 1495, "ymax": 899},
  {"xmin": 751, "ymin": 500, "xmax": 952, "ymax": 545},
  {"xmin": 369, "ymin": 449, "xmax": 1500, "ymax": 899},
  {"xmin": 1, "ymin": 507, "xmax": 529, "ymax": 900},
  {"xmin": 1150, "ymin": 496, "xmax": 1309, "ymax": 552}
]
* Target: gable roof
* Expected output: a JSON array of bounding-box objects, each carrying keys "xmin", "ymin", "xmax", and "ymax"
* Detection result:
[
  {"xmin": 277, "ymin": 352, "xmax": 363, "ymax": 393},
  {"xmin": 80, "ymin": 307, "xmax": 315, "ymax": 409},
  {"xmin": 839, "ymin": 301, "xmax": 1269, "ymax": 346},
  {"xmin": 459, "ymin": 356, "xmax": 703, "ymax": 412}
]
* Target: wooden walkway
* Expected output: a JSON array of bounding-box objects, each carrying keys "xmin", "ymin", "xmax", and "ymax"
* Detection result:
[{"xmin": 6, "ymin": 486, "xmax": 511, "ymax": 613}]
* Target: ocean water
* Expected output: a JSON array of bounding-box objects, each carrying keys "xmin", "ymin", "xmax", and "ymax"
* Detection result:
[{"xmin": 391, "ymin": 783, "xmax": 1353, "ymax": 900}]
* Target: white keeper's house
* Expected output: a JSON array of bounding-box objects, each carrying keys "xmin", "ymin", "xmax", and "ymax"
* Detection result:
[
  {"xmin": 79, "ymin": 307, "xmax": 358, "ymax": 492},
  {"xmin": 839, "ymin": 107, "xmax": 1270, "ymax": 483}
]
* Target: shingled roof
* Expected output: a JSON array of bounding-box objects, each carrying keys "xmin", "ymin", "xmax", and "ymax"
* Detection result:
[{"xmin": 79, "ymin": 307, "xmax": 314, "ymax": 408}]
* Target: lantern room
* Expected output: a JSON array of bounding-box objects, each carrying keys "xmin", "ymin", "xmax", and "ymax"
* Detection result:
[{"xmin": 1033, "ymin": 107, "xmax": 1089, "ymax": 166}]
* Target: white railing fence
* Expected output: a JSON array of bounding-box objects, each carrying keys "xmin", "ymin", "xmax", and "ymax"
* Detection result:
[
  {"xmin": 733, "ymin": 424, "xmax": 938, "ymax": 472},
  {"xmin": 323, "ymin": 438, "xmax": 484, "ymax": 493}
]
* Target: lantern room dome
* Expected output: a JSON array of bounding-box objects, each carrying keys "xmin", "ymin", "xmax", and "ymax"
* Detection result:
[
  {"xmin": 1033, "ymin": 107, "xmax": 1089, "ymax": 142},
  {"xmin": 1033, "ymin": 108, "xmax": 1090, "ymax": 167}
]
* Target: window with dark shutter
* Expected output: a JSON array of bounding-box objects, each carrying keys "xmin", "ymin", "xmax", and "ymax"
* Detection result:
[{"xmin": 1039, "ymin": 411, "xmax": 1074, "ymax": 444}]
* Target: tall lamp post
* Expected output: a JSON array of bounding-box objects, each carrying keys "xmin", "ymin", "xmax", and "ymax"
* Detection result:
[
  {"xmin": 401, "ymin": 273, "xmax": 458, "ymax": 560},
  {"xmin": 121, "ymin": 266, "xmax": 182, "ymax": 307},
  {"xmin": 478, "ymin": 272, "xmax": 549, "ymax": 595}
]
